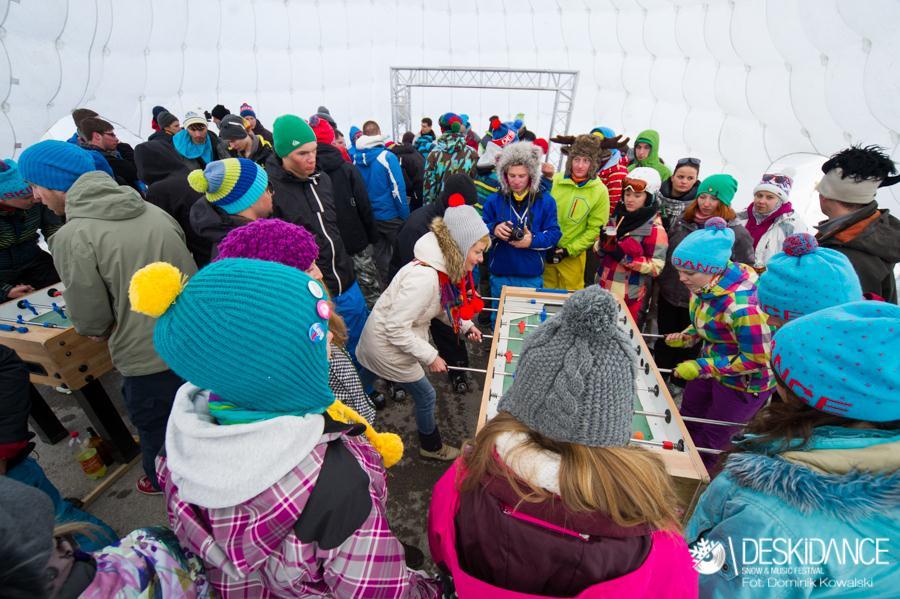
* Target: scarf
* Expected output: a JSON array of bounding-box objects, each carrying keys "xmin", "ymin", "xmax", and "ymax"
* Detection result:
[
  {"xmin": 693, "ymin": 211, "xmax": 713, "ymax": 226},
  {"xmin": 173, "ymin": 129, "xmax": 213, "ymax": 164},
  {"xmin": 745, "ymin": 201, "xmax": 792, "ymax": 247},
  {"xmin": 612, "ymin": 195, "xmax": 660, "ymax": 236},
  {"xmin": 207, "ymin": 392, "xmax": 321, "ymax": 425},
  {"xmin": 569, "ymin": 174, "xmax": 589, "ymax": 186},
  {"xmin": 438, "ymin": 270, "xmax": 484, "ymax": 334}
]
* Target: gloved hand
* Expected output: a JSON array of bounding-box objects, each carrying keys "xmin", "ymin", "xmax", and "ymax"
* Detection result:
[
  {"xmin": 617, "ymin": 237, "xmax": 644, "ymax": 259},
  {"xmin": 547, "ymin": 247, "xmax": 569, "ymax": 264},
  {"xmin": 674, "ymin": 360, "xmax": 701, "ymax": 381}
]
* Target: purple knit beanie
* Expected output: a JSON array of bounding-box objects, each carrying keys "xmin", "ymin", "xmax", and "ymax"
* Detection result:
[{"xmin": 215, "ymin": 219, "xmax": 319, "ymax": 271}]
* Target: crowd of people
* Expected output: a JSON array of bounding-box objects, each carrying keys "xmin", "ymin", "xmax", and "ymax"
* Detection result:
[{"xmin": 0, "ymin": 101, "xmax": 898, "ymax": 598}]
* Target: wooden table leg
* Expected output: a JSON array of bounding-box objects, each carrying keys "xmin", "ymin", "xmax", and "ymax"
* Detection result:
[
  {"xmin": 72, "ymin": 379, "xmax": 140, "ymax": 463},
  {"xmin": 28, "ymin": 383, "xmax": 69, "ymax": 444}
]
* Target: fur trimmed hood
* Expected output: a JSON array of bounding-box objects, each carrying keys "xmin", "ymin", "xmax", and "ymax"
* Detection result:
[
  {"xmin": 425, "ymin": 215, "xmax": 466, "ymax": 281},
  {"xmin": 495, "ymin": 141, "xmax": 543, "ymax": 195},
  {"xmin": 724, "ymin": 433, "xmax": 900, "ymax": 522}
]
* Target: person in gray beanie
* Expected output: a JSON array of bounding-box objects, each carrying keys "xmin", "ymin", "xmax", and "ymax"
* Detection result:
[
  {"xmin": 427, "ymin": 285, "xmax": 695, "ymax": 596},
  {"xmin": 356, "ymin": 197, "xmax": 490, "ymax": 461}
]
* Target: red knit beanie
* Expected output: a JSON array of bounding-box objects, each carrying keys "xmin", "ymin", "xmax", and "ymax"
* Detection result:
[{"xmin": 309, "ymin": 115, "xmax": 335, "ymax": 145}]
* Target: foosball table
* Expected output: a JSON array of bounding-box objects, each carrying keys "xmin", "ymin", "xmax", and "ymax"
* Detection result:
[
  {"xmin": 475, "ymin": 286, "xmax": 710, "ymax": 520},
  {"xmin": 0, "ymin": 285, "xmax": 140, "ymax": 468}
]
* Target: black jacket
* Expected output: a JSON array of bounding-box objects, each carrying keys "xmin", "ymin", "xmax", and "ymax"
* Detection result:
[
  {"xmin": 316, "ymin": 143, "xmax": 377, "ymax": 255},
  {"xmin": 388, "ymin": 201, "xmax": 445, "ymax": 282},
  {"xmin": 817, "ymin": 202, "xmax": 900, "ymax": 303},
  {"xmin": 188, "ymin": 199, "xmax": 250, "ymax": 261},
  {"xmin": 252, "ymin": 121, "xmax": 274, "ymax": 145},
  {"xmin": 82, "ymin": 142, "xmax": 141, "ymax": 192},
  {"xmin": 266, "ymin": 154, "xmax": 356, "ymax": 297},
  {"xmin": 147, "ymin": 130, "xmax": 170, "ymax": 142},
  {"xmin": 135, "ymin": 140, "xmax": 214, "ymax": 267},
  {"xmin": 224, "ymin": 135, "xmax": 274, "ymax": 166},
  {"xmin": 390, "ymin": 143, "xmax": 425, "ymax": 211}
]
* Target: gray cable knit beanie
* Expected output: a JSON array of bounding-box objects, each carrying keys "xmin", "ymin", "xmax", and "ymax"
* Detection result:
[{"xmin": 498, "ymin": 286, "xmax": 637, "ymax": 447}]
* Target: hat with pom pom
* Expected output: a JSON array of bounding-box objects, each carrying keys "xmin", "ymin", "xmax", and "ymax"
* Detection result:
[
  {"xmin": 488, "ymin": 117, "xmax": 516, "ymax": 147},
  {"xmin": 215, "ymin": 218, "xmax": 319, "ymax": 272},
  {"xmin": 672, "ymin": 217, "xmax": 735, "ymax": 275},
  {"xmin": 129, "ymin": 258, "xmax": 334, "ymax": 424},
  {"xmin": 308, "ymin": 114, "xmax": 335, "ymax": 145},
  {"xmin": 442, "ymin": 192, "xmax": 489, "ymax": 255},
  {"xmin": 438, "ymin": 112, "xmax": 464, "ymax": 134},
  {"xmin": 239, "ymin": 102, "xmax": 256, "ymax": 118},
  {"xmin": 188, "ymin": 157, "xmax": 267, "ymax": 215},
  {"xmin": 757, "ymin": 233, "xmax": 862, "ymax": 323},
  {"xmin": 498, "ymin": 286, "xmax": 637, "ymax": 447}
]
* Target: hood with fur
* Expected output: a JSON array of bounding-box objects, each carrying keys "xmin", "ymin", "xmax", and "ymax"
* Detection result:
[
  {"xmin": 425, "ymin": 215, "xmax": 466, "ymax": 281},
  {"xmin": 495, "ymin": 141, "xmax": 543, "ymax": 195}
]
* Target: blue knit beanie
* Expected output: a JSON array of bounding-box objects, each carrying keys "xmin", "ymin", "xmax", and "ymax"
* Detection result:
[
  {"xmin": 758, "ymin": 233, "xmax": 862, "ymax": 322},
  {"xmin": 129, "ymin": 258, "xmax": 334, "ymax": 423},
  {"xmin": 187, "ymin": 158, "xmax": 268, "ymax": 215},
  {"xmin": 18, "ymin": 140, "xmax": 96, "ymax": 192},
  {"xmin": 0, "ymin": 159, "xmax": 32, "ymax": 201},
  {"xmin": 671, "ymin": 217, "xmax": 735, "ymax": 275},
  {"xmin": 772, "ymin": 301, "xmax": 900, "ymax": 422}
]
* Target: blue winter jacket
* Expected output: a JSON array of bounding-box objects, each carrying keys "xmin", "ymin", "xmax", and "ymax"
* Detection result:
[
  {"xmin": 482, "ymin": 189, "xmax": 562, "ymax": 277},
  {"xmin": 352, "ymin": 134, "xmax": 408, "ymax": 222},
  {"xmin": 686, "ymin": 426, "xmax": 900, "ymax": 598}
]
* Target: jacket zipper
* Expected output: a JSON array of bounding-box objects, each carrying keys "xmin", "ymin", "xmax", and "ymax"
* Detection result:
[
  {"xmin": 500, "ymin": 504, "xmax": 590, "ymax": 541},
  {"xmin": 309, "ymin": 180, "xmax": 344, "ymax": 296}
]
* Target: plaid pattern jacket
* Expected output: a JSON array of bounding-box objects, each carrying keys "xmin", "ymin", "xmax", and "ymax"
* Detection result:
[
  {"xmin": 596, "ymin": 214, "xmax": 668, "ymax": 309},
  {"xmin": 682, "ymin": 261, "xmax": 775, "ymax": 393},
  {"xmin": 157, "ymin": 429, "xmax": 440, "ymax": 598}
]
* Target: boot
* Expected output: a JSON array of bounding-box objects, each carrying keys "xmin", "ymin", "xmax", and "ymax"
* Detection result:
[{"xmin": 418, "ymin": 427, "xmax": 460, "ymax": 461}]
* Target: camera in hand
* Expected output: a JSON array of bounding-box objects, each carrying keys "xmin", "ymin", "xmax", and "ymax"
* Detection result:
[{"xmin": 507, "ymin": 221, "xmax": 526, "ymax": 241}]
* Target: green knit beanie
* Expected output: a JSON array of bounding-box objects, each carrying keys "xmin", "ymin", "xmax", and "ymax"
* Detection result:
[
  {"xmin": 696, "ymin": 173, "xmax": 738, "ymax": 206},
  {"xmin": 273, "ymin": 114, "xmax": 316, "ymax": 158}
]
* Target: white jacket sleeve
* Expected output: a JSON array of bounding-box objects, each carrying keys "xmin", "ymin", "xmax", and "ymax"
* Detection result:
[{"xmin": 381, "ymin": 268, "xmax": 440, "ymax": 367}]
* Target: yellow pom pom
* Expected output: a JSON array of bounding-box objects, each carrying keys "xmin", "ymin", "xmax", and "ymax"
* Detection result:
[
  {"xmin": 187, "ymin": 169, "xmax": 208, "ymax": 193},
  {"xmin": 129, "ymin": 262, "xmax": 188, "ymax": 318},
  {"xmin": 326, "ymin": 400, "xmax": 404, "ymax": 468}
]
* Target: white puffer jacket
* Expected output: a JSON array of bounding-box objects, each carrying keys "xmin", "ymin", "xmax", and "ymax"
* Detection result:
[
  {"xmin": 356, "ymin": 219, "xmax": 473, "ymax": 383},
  {"xmin": 736, "ymin": 208, "xmax": 809, "ymax": 267}
]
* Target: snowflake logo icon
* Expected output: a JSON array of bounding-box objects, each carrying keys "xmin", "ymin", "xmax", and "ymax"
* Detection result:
[{"xmin": 689, "ymin": 536, "xmax": 727, "ymax": 575}]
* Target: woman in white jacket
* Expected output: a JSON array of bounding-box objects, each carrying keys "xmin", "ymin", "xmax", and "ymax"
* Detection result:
[
  {"xmin": 356, "ymin": 197, "xmax": 490, "ymax": 461},
  {"xmin": 736, "ymin": 170, "xmax": 808, "ymax": 268}
]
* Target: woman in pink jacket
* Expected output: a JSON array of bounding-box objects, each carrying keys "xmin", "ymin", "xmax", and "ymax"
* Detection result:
[{"xmin": 429, "ymin": 286, "xmax": 697, "ymax": 598}]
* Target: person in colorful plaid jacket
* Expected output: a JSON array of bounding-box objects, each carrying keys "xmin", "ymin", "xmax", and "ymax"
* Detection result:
[
  {"xmin": 127, "ymin": 258, "xmax": 440, "ymax": 598},
  {"xmin": 422, "ymin": 113, "xmax": 478, "ymax": 205},
  {"xmin": 664, "ymin": 213, "xmax": 775, "ymax": 471},
  {"xmin": 594, "ymin": 167, "xmax": 668, "ymax": 325}
]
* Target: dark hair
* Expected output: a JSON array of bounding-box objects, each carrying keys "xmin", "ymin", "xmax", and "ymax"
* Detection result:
[
  {"xmin": 421, "ymin": 117, "xmax": 432, "ymax": 126},
  {"xmin": 79, "ymin": 117, "xmax": 114, "ymax": 140},
  {"xmin": 71, "ymin": 108, "xmax": 98, "ymax": 126},
  {"xmin": 822, "ymin": 145, "xmax": 896, "ymax": 181},
  {"xmin": 727, "ymin": 372, "xmax": 899, "ymax": 458},
  {"xmin": 402, "ymin": 131, "xmax": 415, "ymax": 145},
  {"xmin": 333, "ymin": 129, "xmax": 344, "ymax": 138},
  {"xmin": 518, "ymin": 127, "xmax": 536, "ymax": 142},
  {"xmin": 362, "ymin": 120, "xmax": 380, "ymax": 135}
]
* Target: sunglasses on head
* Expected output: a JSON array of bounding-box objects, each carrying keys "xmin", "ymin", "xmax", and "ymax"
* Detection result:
[
  {"xmin": 676, "ymin": 157, "xmax": 701, "ymax": 168},
  {"xmin": 762, "ymin": 173, "xmax": 792, "ymax": 185},
  {"xmin": 622, "ymin": 178, "xmax": 648, "ymax": 193}
]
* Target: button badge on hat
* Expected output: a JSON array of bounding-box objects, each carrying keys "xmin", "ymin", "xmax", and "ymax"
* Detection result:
[
  {"xmin": 308, "ymin": 322, "xmax": 326, "ymax": 343},
  {"xmin": 316, "ymin": 300, "xmax": 331, "ymax": 319},
  {"xmin": 307, "ymin": 280, "xmax": 324, "ymax": 299}
]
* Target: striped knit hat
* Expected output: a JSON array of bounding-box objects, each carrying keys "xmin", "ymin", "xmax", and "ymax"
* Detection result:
[{"xmin": 187, "ymin": 158, "xmax": 267, "ymax": 215}]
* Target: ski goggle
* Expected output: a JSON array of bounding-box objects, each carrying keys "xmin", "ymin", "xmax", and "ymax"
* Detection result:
[
  {"xmin": 676, "ymin": 157, "xmax": 701, "ymax": 168},
  {"xmin": 622, "ymin": 178, "xmax": 648, "ymax": 193},
  {"xmin": 761, "ymin": 173, "xmax": 793, "ymax": 186}
]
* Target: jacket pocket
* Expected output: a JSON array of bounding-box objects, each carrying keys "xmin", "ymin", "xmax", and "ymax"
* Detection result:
[{"xmin": 565, "ymin": 196, "xmax": 590, "ymax": 225}]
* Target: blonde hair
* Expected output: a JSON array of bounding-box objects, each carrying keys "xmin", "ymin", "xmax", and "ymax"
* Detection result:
[{"xmin": 460, "ymin": 413, "xmax": 682, "ymax": 531}]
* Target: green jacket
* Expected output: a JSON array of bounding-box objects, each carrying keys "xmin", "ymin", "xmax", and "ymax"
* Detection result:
[
  {"xmin": 49, "ymin": 172, "xmax": 197, "ymax": 376},
  {"xmin": 627, "ymin": 129, "xmax": 672, "ymax": 182},
  {"xmin": 549, "ymin": 173, "xmax": 610, "ymax": 256}
]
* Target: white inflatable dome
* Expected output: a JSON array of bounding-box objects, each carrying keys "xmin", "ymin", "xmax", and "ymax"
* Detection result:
[{"xmin": 3, "ymin": 0, "xmax": 899, "ymax": 222}]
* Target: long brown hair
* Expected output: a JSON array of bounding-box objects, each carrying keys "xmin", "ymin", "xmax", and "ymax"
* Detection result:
[
  {"xmin": 681, "ymin": 197, "xmax": 736, "ymax": 223},
  {"xmin": 460, "ymin": 412, "xmax": 682, "ymax": 531},
  {"xmin": 726, "ymin": 373, "xmax": 899, "ymax": 457}
]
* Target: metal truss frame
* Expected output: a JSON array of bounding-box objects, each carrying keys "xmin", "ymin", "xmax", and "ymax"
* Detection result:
[{"xmin": 390, "ymin": 66, "xmax": 579, "ymax": 166}]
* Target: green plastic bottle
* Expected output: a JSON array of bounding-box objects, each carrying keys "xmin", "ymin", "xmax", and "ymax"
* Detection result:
[{"xmin": 69, "ymin": 431, "xmax": 107, "ymax": 480}]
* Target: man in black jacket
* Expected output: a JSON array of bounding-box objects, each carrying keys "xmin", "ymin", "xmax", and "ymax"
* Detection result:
[
  {"xmin": 218, "ymin": 114, "xmax": 274, "ymax": 166},
  {"xmin": 78, "ymin": 117, "xmax": 142, "ymax": 192},
  {"xmin": 389, "ymin": 173, "xmax": 479, "ymax": 393},
  {"xmin": 134, "ymin": 140, "xmax": 213, "ymax": 266},
  {"xmin": 391, "ymin": 131, "xmax": 425, "ymax": 212},
  {"xmin": 267, "ymin": 114, "xmax": 370, "ymax": 365},
  {"xmin": 312, "ymin": 115, "xmax": 382, "ymax": 309}
]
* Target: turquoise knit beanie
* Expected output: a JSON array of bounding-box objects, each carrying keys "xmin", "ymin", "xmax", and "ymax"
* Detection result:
[
  {"xmin": 696, "ymin": 173, "xmax": 738, "ymax": 206},
  {"xmin": 18, "ymin": 140, "xmax": 96, "ymax": 192},
  {"xmin": 671, "ymin": 217, "xmax": 735, "ymax": 275},
  {"xmin": 129, "ymin": 258, "xmax": 334, "ymax": 423},
  {"xmin": 758, "ymin": 233, "xmax": 862, "ymax": 323},
  {"xmin": 772, "ymin": 301, "xmax": 900, "ymax": 422},
  {"xmin": 0, "ymin": 159, "xmax": 31, "ymax": 201}
]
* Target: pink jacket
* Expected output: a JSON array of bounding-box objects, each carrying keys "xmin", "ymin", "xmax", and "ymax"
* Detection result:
[{"xmin": 428, "ymin": 461, "xmax": 698, "ymax": 599}]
